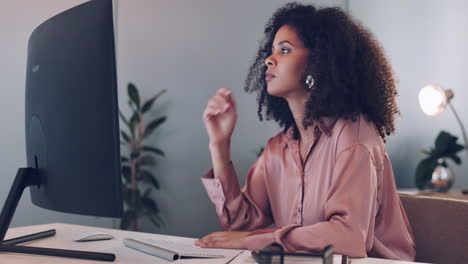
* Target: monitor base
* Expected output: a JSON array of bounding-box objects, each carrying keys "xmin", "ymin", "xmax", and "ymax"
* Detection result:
[
  {"xmin": 0, "ymin": 168, "xmax": 116, "ymax": 262},
  {"xmin": 2, "ymin": 229, "xmax": 56, "ymax": 245}
]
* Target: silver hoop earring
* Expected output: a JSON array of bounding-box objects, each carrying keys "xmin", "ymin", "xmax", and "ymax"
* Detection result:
[{"xmin": 305, "ymin": 75, "xmax": 315, "ymax": 90}]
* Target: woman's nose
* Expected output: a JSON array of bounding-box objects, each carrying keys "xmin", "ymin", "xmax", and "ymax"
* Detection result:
[{"xmin": 265, "ymin": 55, "xmax": 275, "ymax": 67}]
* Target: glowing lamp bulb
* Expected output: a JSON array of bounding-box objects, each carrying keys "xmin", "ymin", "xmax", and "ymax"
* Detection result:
[{"xmin": 419, "ymin": 84, "xmax": 449, "ymax": 116}]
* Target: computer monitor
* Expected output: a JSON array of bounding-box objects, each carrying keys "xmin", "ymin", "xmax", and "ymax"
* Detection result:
[{"xmin": 0, "ymin": 0, "xmax": 122, "ymax": 261}]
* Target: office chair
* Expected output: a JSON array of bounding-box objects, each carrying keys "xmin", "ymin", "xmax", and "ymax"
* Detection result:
[{"xmin": 399, "ymin": 193, "xmax": 468, "ymax": 264}]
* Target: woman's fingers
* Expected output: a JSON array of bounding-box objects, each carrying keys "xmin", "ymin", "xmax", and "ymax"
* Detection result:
[
  {"xmin": 208, "ymin": 96, "xmax": 229, "ymax": 112},
  {"xmin": 195, "ymin": 231, "xmax": 248, "ymax": 249},
  {"xmin": 195, "ymin": 233, "xmax": 228, "ymax": 248},
  {"xmin": 198, "ymin": 232, "xmax": 225, "ymax": 242},
  {"xmin": 199, "ymin": 241, "xmax": 228, "ymax": 248},
  {"xmin": 203, "ymin": 93, "xmax": 233, "ymax": 121},
  {"xmin": 211, "ymin": 94, "xmax": 231, "ymax": 111},
  {"xmin": 197, "ymin": 232, "xmax": 225, "ymax": 243},
  {"xmin": 218, "ymin": 88, "xmax": 236, "ymax": 109},
  {"xmin": 203, "ymin": 104, "xmax": 225, "ymax": 121}
]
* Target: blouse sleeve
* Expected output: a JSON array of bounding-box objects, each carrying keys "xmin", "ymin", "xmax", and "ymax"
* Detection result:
[
  {"xmin": 244, "ymin": 144, "xmax": 378, "ymax": 258},
  {"xmin": 201, "ymin": 151, "xmax": 273, "ymax": 231}
]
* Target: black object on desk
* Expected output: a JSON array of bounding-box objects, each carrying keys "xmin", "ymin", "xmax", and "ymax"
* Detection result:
[
  {"xmin": 0, "ymin": 244, "xmax": 116, "ymax": 262},
  {"xmin": 2, "ymin": 229, "xmax": 56, "ymax": 245},
  {"xmin": 251, "ymin": 243, "xmax": 335, "ymax": 264}
]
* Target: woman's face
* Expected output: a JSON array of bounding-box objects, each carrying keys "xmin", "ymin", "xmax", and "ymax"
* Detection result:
[{"xmin": 265, "ymin": 25, "xmax": 310, "ymax": 99}]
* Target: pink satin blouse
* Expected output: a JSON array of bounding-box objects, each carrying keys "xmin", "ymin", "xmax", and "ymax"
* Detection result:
[{"xmin": 201, "ymin": 115, "xmax": 415, "ymax": 261}]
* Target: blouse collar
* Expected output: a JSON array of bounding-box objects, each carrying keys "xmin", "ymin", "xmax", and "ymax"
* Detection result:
[{"xmin": 284, "ymin": 117, "xmax": 338, "ymax": 147}]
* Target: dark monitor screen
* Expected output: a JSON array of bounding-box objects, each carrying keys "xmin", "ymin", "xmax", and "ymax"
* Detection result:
[{"xmin": 25, "ymin": 0, "xmax": 123, "ymax": 218}]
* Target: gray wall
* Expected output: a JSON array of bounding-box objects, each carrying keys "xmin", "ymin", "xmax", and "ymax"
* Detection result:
[
  {"xmin": 4, "ymin": 0, "xmax": 466, "ymax": 239},
  {"xmin": 349, "ymin": 0, "xmax": 468, "ymax": 188}
]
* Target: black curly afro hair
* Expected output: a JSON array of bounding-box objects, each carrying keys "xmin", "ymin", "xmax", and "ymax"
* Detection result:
[{"xmin": 244, "ymin": 2, "xmax": 399, "ymax": 140}]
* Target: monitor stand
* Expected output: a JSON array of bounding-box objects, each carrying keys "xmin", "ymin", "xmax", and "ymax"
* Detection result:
[
  {"xmin": 2, "ymin": 228, "xmax": 56, "ymax": 245},
  {"xmin": 0, "ymin": 168, "xmax": 116, "ymax": 261}
]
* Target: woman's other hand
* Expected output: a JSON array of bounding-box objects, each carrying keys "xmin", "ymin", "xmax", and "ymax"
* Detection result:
[
  {"xmin": 203, "ymin": 88, "xmax": 237, "ymax": 146},
  {"xmin": 195, "ymin": 231, "xmax": 249, "ymax": 249}
]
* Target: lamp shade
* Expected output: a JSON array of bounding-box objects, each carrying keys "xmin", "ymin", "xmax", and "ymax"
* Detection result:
[{"xmin": 419, "ymin": 84, "xmax": 453, "ymax": 116}]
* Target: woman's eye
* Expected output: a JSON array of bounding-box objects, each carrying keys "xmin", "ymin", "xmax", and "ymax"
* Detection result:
[{"xmin": 280, "ymin": 48, "xmax": 290, "ymax": 54}]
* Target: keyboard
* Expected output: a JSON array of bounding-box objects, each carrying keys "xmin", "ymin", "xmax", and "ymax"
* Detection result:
[
  {"xmin": 139, "ymin": 238, "xmax": 225, "ymax": 258},
  {"xmin": 123, "ymin": 237, "xmax": 231, "ymax": 261}
]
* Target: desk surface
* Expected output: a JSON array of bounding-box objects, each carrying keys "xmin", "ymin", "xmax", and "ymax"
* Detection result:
[
  {"xmin": 399, "ymin": 189, "xmax": 468, "ymax": 201},
  {"xmin": 3, "ymin": 223, "xmax": 428, "ymax": 264}
]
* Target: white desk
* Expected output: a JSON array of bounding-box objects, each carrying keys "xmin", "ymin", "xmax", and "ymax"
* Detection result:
[{"xmin": 3, "ymin": 223, "xmax": 428, "ymax": 264}]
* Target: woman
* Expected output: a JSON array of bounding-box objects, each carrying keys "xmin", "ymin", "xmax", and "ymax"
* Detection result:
[{"xmin": 195, "ymin": 3, "xmax": 415, "ymax": 261}]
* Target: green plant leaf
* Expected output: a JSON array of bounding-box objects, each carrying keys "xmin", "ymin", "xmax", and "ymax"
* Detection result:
[
  {"xmin": 139, "ymin": 155, "xmax": 156, "ymax": 166},
  {"xmin": 447, "ymin": 154, "xmax": 462, "ymax": 165},
  {"xmin": 142, "ymin": 146, "xmax": 165, "ymax": 157},
  {"xmin": 122, "ymin": 186, "xmax": 132, "ymax": 205},
  {"xmin": 418, "ymin": 149, "xmax": 431, "ymax": 156},
  {"xmin": 130, "ymin": 150, "xmax": 140, "ymax": 160},
  {"xmin": 139, "ymin": 169, "xmax": 160, "ymax": 189},
  {"xmin": 143, "ymin": 188, "xmax": 152, "ymax": 197},
  {"xmin": 415, "ymin": 158, "xmax": 438, "ymax": 190},
  {"xmin": 141, "ymin": 190, "xmax": 161, "ymax": 226},
  {"xmin": 446, "ymin": 142, "xmax": 464, "ymax": 155},
  {"xmin": 123, "ymin": 186, "xmax": 142, "ymax": 207},
  {"xmin": 143, "ymin": 117, "xmax": 167, "ymax": 138},
  {"xmin": 144, "ymin": 212, "xmax": 162, "ymax": 229},
  {"xmin": 142, "ymin": 90, "xmax": 166, "ymax": 114},
  {"xmin": 143, "ymin": 209, "xmax": 161, "ymax": 229},
  {"xmin": 429, "ymin": 131, "xmax": 465, "ymax": 161},
  {"xmin": 433, "ymin": 131, "xmax": 455, "ymax": 157},
  {"xmin": 128, "ymin": 99, "xmax": 135, "ymax": 111},
  {"xmin": 120, "ymin": 209, "xmax": 136, "ymax": 230},
  {"xmin": 122, "ymin": 165, "xmax": 131, "ymax": 183},
  {"xmin": 141, "ymin": 200, "xmax": 163, "ymax": 229},
  {"xmin": 121, "ymin": 131, "xmax": 131, "ymax": 143},
  {"xmin": 128, "ymin": 83, "xmax": 140, "ymax": 110},
  {"xmin": 131, "ymin": 189, "xmax": 142, "ymax": 207},
  {"xmin": 142, "ymin": 193, "xmax": 159, "ymax": 215},
  {"xmin": 119, "ymin": 111, "xmax": 130, "ymax": 128}
]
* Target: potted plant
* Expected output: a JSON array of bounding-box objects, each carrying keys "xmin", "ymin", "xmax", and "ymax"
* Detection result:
[
  {"xmin": 415, "ymin": 131, "xmax": 464, "ymax": 191},
  {"xmin": 119, "ymin": 82, "xmax": 167, "ymax": 231}
]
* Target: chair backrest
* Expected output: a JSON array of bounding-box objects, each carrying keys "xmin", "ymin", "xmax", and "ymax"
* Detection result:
[{"xmin": 399, "ymin": 193, "xmax": 468, "ymax": 264}]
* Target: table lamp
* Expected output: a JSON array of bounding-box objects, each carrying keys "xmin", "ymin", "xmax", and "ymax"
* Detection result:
[{"xmin": 418, "ymin": 84, "xmax": 468, "ymax": 157}]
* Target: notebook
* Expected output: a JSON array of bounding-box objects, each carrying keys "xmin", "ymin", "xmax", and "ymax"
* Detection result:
[{"xmin": 123, "ymin": 237, "xmax": 242, "ymax": 262}]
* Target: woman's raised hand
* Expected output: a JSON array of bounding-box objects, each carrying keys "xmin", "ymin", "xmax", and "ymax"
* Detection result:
[{"xmin": 203, "ymin": 88, "xmax": 237, "ymax": 146}]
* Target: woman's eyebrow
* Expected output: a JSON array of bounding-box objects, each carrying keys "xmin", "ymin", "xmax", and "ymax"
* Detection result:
[
  {"xmin": 278, "ymin": 40, "xmax": 294, "ymax": 46},
  {"xmin": 272, "ymin": 40, "xmax": 295, "ymax": 51}
]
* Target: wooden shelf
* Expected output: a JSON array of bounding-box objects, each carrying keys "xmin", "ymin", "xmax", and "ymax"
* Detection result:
[{"xmin": 399, "ymin": 189, "xmax": 468, "ymax": 201}]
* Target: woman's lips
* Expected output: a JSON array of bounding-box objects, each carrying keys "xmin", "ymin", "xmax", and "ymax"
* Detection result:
[{"xmin": 265, "ymin": 72, "xmax": 276, "ymax": 81}]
